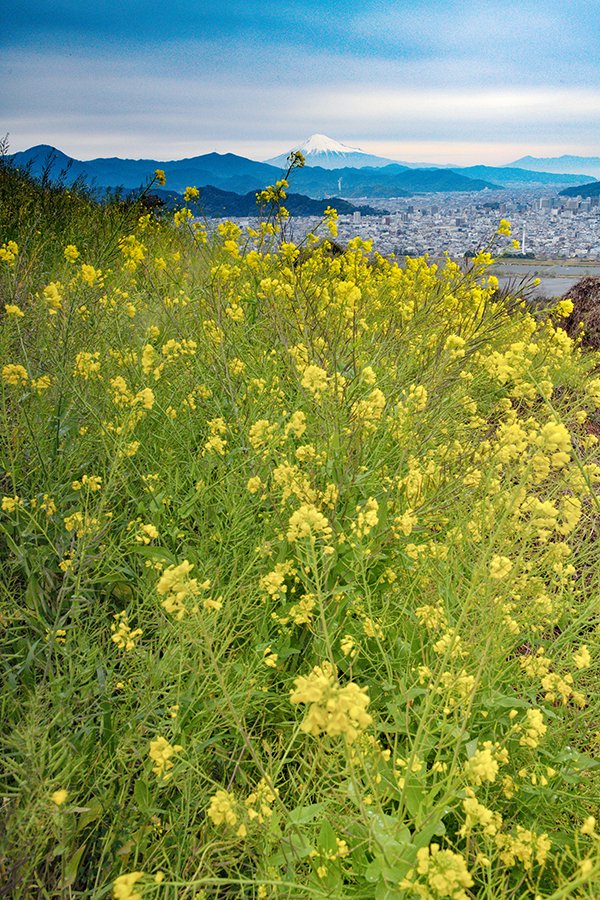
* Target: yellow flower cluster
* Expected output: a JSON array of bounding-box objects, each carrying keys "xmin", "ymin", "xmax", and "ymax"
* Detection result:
[
  {"xmin": 494, "ymin": 827, "xmax": 551, "ymax": 870},
  {"xmin": 72, "ymin": 474, "xmax": 102, "ymax": 492},
  {"xmin": 156, "ymin": 560, "xmax": 207, "ymax": 619},
  {"xmin": 119, "ymin": 234, "xmax": 146, "ymax": 272},
  {"xmin": 51, "ymin": 788, "xmax": 69, "ymax": 806},
  {"xmin": 63, "ymin": 510, "xmax": 101, "ymax": 537},
  {"xmin": 401, "ymin": 844, "xmax": 473, "ymax": 900},
  {"xmin": 207, "ymin": 779, "xmax": 278, "ymax": 839},
  {"xmin": 203, "ymin": 417, "xmax": 227, "ymax": 456},
  {"xmin": 459, "ymin": 792, "xmax": 502, "ymax": 836},
  {"xmin": 301, "ymin": 364, "xmax": 329, "ymax": 397},
  {"xmin": 134, "ymin": 522, "xmax": 159, "ymax": 544},
  {"xmin": 2, "ymin": 364, "xmax": 28, "ymax": 386},
  {"xmin": 464, "ymin": 742, "xmax": 509, "ymax": 785},
  {"xmin": 43, "ymin": 281, "xmax": 63, "ymax": 314},
  {"xmin": 31, "ymin": 374, "xmax": 52, "ymax": 393},
  {"xmin": 259, "ymin": 560, "xmax": 297, "ymax": 602},
  {"xmin": 286, "ymin": 504, "xmax": 332, "ymax": 544},
  {"xmin": 0, "ymin": 240, "xmax": 18, "ymax": 265},
  {"xmin": 113, "ymin": 872, "xmax": 144, "ymax": 900},
  {"xmin": 80, "ymin": 263, "xmax": 102, "ymax": 287},
  {"xmin": 512, "ymin": 708, "xmax": 547, "ymax": 748},
  {"xmin": 353, "ymin": 387, "xmax": 386, "ymax": 430},
  {"xmin": 174, "ymin": 208, "xmax": 194, "ymax": 228},
  {"xmin": 444, "ymin": 334, "xmax": 467, "ymax": 360},
  {"xmin": 353, "ymin": 497, "xmax": 379, "ymax": 538},
  {"xmin": 148, "ymin": 736, "xmax": 183, "ymax": 781},
  {"xmin": 111, "ymin": 612, "xmax": 143, "ymax": 651},
  {"xmin": 541, "ymin": 672, "xmax": 586, "ymax": 707},
  {"xmin": 73, "ymin": 351, "xmax": 101, "ymax": 379},
  {"xmin": 110, "ymin": 376, "xmax": 155, "ymax": 410},
  {"xmin": 207, "ymin": 789, "xmax": 239, "ymax": 827},
  {"xmin": 256, "ymin": 178, "xmax": 288, "ymax": 206},
  {"xmin": 290, "ymin": 660, "xmax": 372, "ymax": 742},
  {"xmin": 489, "ymin": 555, "xmax": 513, "ymax": 580}
]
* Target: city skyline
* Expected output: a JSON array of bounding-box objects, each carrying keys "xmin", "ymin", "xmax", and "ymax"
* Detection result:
[{"xmin": 2, "ymin": 0, "xmax": 599, "ymax": 165}]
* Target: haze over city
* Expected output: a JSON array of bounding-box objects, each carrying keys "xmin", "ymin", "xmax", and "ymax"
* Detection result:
[{"xmin": 2, "ymin": 0, "xmax": 600, "ymax": 166}]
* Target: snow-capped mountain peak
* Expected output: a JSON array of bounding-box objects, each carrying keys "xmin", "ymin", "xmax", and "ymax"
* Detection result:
[
  {"xmin": 301, "ymin": 134, "xmax": 364, "ymax": 155},
  {"xmin": 265, "ymin": 134, "xmax": 398, "ymax": 170}
]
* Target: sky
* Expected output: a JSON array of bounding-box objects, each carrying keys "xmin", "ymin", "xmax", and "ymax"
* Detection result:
[{"xmin": 2, "ymin": 0, "xmax": 599, "ymax": 166}]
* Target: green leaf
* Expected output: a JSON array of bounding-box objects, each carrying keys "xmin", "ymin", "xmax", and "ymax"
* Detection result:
[
  {"xmin": 288, "ymin": 802, "xmax": 328, "ymax": 825},
  {"xmin": 365, "ymin": 857, "xmax": 382, "ymax": 883},
  {"xmin": 134, "ymin": 778, "xmax": 152, "ymax": 811},
  {"xmin": 375, "ymin": 878, "xmax": 407, "ymax": 900},
  {"xmin": 464, "ymin": 738, "xmax": 479, "ymax": 758},
  {"xmin": 318, "ymin": 820, "xmax": 338, "ymax": 854},
  {"xmin": 77, "ymin": 798, "xmax": 103, "ymax": 831},
  {"xmin": 413, "ymin": 818, "xmax": 446, "ymax": 849},
  {"xmin": 131, "ymin": 544, "xmax": 178, "ymax": 566},
  {"xmin": 402, "ymin": 780, "xmax": 425, "ymax": 818},
  {"xmin": 60, "ymin": 843, "xmax": 86, "ymax": 888},
  {"xmin": 486, "ymin": 693, "xmax": 531, "ymax": 709}
]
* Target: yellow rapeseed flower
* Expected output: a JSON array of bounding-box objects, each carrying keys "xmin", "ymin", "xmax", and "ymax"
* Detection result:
[
  {"xmin": 489, "ymin": 555, "xmax": 513, "ymax": 580},
  {"xmin": 0, "ymin": 240, "xmax": 18, "ymax": 265},
  {"xmin": 290, "ymin": 660, "xmax": 372, "ymax": 742},
  {"xmin": 2, "ymin": 364, "xmax": 28, "ymax": 385},
  {"xmin": 581, "ymin": 816, "xmax": 596, "ymax": 836},
  {"xmin": 573, "ymin": 645, "xmax": 591, "ymax": 669},
  {"xmin": 403, "ymin": 843, "xmax": 473, "ymax": 899},
  {"xmin": 207, "ymin": 788, "xmax": 238, "ymax": 826},
  {"xmin": 64, "ymin": 244, "xmax": 80, "ymax": 262},
  {"xmin": 287, "ymin": 504, "xmax": 332, "ymax": 543},
  {"xmin": 148, "ymin": 736, "xmax": 183, "ymax": 781},
  {"xmin": 113, "ymin": 872, "xmax": 145, "ymax": 900}
]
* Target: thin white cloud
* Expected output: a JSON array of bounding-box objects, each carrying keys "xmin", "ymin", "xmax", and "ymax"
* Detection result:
[{"xmin": 2, "ymin": 43, "xmax": 599, "ymax": 163}]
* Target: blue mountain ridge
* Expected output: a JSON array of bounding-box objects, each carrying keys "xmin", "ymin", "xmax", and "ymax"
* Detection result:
[{"xmin": 5, "ymin": 145, "xmax": 596, "ymax": 203}]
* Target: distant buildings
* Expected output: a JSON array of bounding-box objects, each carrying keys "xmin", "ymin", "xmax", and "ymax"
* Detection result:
[
  {"xmin": 216, "ymin": 187, "xmax": 600, "ymax": 262},
  {"xmin": 333, "ymin": 188, "xmax": 600, "ymax": 260}
]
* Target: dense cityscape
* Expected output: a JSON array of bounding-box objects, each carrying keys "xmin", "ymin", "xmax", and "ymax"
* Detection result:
[
  {"xmin": 336, "ymin": 189, "xmax": 600, "ymax": 259},
  {"xmin": 255, "ymin": 188, "xmax": 600, "ymax": 260},
  {"xmin": 220, "ymin": 187, "xmax": 600, "ymax": 297}
]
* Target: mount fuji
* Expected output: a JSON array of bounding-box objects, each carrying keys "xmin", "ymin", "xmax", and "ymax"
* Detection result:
[{"xmin": 265, "ymin": 134, "xmax": 399, "ymax": 170}]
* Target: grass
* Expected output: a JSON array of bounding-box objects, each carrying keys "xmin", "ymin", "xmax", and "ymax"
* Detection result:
[{"xmin": 1, "ymin": 157, "xmax": 599, "ymax": 899}]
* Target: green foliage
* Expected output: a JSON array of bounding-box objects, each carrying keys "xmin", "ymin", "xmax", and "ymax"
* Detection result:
[{"xmin": 1, "ymin": 169, "xmax": 599, "ymax": 898}]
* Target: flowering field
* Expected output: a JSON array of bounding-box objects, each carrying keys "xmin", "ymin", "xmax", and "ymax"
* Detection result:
[{"xmin": 1, "ymin": 158, "xmax": 599, "ymax": 899}]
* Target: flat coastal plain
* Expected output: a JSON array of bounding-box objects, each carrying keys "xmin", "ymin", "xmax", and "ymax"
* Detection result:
[{"xmin": 491, "ymin": 258, "xmax": 600, "ymax": 298}]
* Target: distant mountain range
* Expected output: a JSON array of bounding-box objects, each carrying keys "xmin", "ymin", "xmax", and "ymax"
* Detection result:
[
  {"xmin": 154, "ymin": 185, "xmax": 384, "ymax": 218},
  {"xmin": 559, "ymin": 181, "xmax": 600, "ymax": 199},
  {"xmin": 449, "ymin": 165, "xmax": 592, "ymax": 187},
  {"xmin": 5, "ymin": 143, "xmax": 498, "ymax": 199},
  {"xmin": 4, "ymin": 140, "xmax": 597, "ymax": 210},
  {"xmin": 6, "ymin": 144, "xmax": 280, "ymax": 196},
  {"xmin": 509, "ymin": 155, "xmax": 600, "ymax": 180},
  {"xmin": 266, "ymin": 135, "xmax": 597, "ymax": 184}
]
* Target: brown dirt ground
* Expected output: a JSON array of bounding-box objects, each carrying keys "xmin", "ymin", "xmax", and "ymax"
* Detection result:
[{"xmin": 562, "ymin": 277, "xmax": 600, "ymax": 349}]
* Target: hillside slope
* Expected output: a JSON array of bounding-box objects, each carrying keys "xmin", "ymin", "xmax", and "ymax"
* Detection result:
[{"xmin": 1, "ymin": 162, "xmax": 599, "ymax": 898}]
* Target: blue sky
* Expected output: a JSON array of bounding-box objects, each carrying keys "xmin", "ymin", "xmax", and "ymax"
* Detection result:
[{"xmin": 2, "ymin": 0, "xmax": 599, "ymax": 164}]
